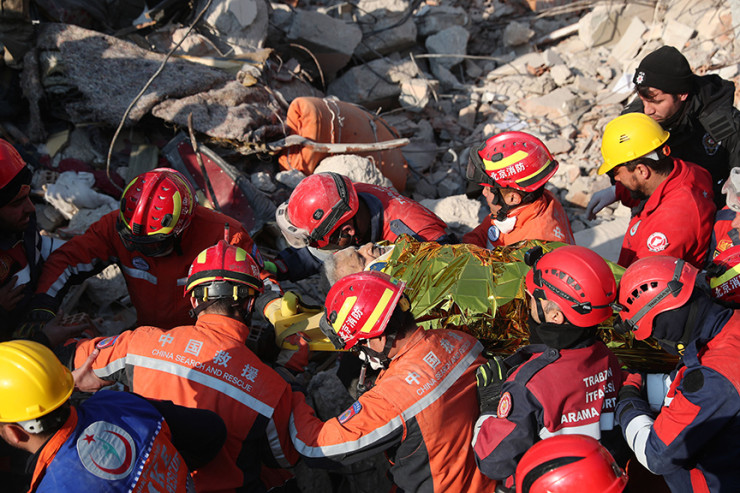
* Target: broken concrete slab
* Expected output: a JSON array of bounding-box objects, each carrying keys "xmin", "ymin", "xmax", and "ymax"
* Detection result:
[
  {"xmin": 518, "ymin": 87, "xmax": 587, "ymax": 123},
  {"xmin": 286, "ymin": 9, "xmax": 363, "ymax": 80},
  {"xmin": 425, "ymin": 25, "xmax": 470, "ymax": 70},
  {"xmin": 22, "ymin": 23, "xmax": 231, "ymax": 141},
  {"xmin": 608, "ymin": 15, "xmax": 647, "ymax": 64},
  {"xmin": 503, "ymin": 21, "xmax": 535, "ymax": 46},
  {"xmin": 661, "ymin": 19, "xmax": 696, "ymax": 51},
  {"xmin": 327, "ymin": 57, "xmax": 404, "ymax": 108},
  {"xmin": 354, "ymin": 14, "xmax": 417, "ymax": 60},
  {"xmin": 202, "ymin": 0, "xmax": 269, "ymax": 54},
  {"xmin": 419, "ymin": 194, "xmax": 484, "ymax": 238},
  {"xmin": 399, "ymin": 78, "xmax": 435, "ymax": 112},
  {"xmin": 577, "ymin": 4, "xmax": 621, "ymax": 48},
  {"xmin": 314, "ymin": 154, "xmax": 395, "ymax": 189}
]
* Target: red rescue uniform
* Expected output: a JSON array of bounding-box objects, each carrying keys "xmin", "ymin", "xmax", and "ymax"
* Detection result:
[
  {"xmin": 617, "ymin": 158, "xmax": 715, "ymax": 268},
  {"xmin": 290, "ymin": 328, "xmax": 496, "ymax": 492},
  {"xmin": 34, "ymin": 206, "xmax": 268, "ymax": 329},
  {"xmin": 73, "ymin": 314, "xmax": 299, "ymax": 493},
  {"xmin": 463, "ymin": 190, "xmax": 574, "ymax": 248}
]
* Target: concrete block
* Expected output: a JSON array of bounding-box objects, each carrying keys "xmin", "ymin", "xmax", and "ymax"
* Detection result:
[
  {"xmin": 608, "ymin": 15, "xmax": 647, "ymax": 63},
  {"xmin": 315, "ymin": 155, "xmax": 394, "ymax": 188},
  {"xmin": 661, "ymin": 19, "xmax": 696, "ymax": 50},
  {"xmin": 503, "ymin": 21, "xmax": 534, "ymax": 46},
  {"xmin": 458, "ymin": 102, "xmax": 477, "ymax": 130},
  {"xmin": 287, "ymin": 9, "xmax": 363, "ymax": 79},
  {"xmin": 578, "ymin": 5, "xmax": 620, "ymax": 48},
  {"xmin": 327, "ymin": 58, "xmax": 400, "ymax": 108},
  {"xmin": 425, "ymin": 25, "xmax": 470, "ymax": 70},
  {"xmin": 550, "ymin": 64, "xmax": 573, "ymax": 86},
  {"xmin": 354, "ymin": 14, "xmax": 417, "ymax": 59},
  {"xmin": 573, "ymin": 74, "xmax": 604, "ymax": 94},
  {"xmin": 518, "ymin": 87, "xmax": 587, "ymax": 121},
  {"xmin": 415, "ymin": 5, "xmax": 468, "ymax": 38},
  {"xmin": 399, "ymin": 79, "xmax": 433, "ymax": 112}
]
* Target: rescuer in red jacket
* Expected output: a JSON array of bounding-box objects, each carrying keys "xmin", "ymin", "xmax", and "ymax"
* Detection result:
[
  {"xmin": 591, "ymin": 113, "xmax": 715, "ymax": 268},
  {"xmin": 473, "ymin": 245, "xmax": 624, "ymax": 486},
  {"xmin": 290, "ymin": 270, "xmax": 495, "ymax": 492},
  {"xmin": 463, "ymin": 131, "xmax": 574, "ymax": 248},
  {"xmin": 27, "ymin": 168, "xmax": 272, "ymax": 331},
  {"xmin": 63, "ymin": 239, "xmax": 300, "ymax": 492},
  {"xmin": 274, "ymin": 172, "xmax": 453, "ymax": 281}
]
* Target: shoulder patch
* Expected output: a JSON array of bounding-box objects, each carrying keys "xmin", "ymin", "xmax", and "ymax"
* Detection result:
[
  {"xmin": 497, "ymin": 391, "xmax": 512, "ymax": 418},
  {"xmin": 96, "ymin": 336, "xmax": 120, "ymax": 349},
  {"xmin": 338, "ymin": 401, "xmax": 362, "ymax": 424},
  {"xmin": 681, "ymin": 370, "xmax": 704, "ymax": 393},
  {"xmin": 646, "ymin": 232, "xmax": 668, "ymax": 252}
]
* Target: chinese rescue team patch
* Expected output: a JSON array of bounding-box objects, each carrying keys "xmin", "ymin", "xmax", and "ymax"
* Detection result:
[
  {"xmin": 338, "ymin": 401, "xmax": 362, "ymax": 424},
  {"xmin": 96, "ymin": 336, "xmax": 120, "ymax": 349}
]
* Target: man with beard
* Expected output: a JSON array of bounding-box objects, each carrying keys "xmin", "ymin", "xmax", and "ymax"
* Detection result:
[
  {"xmin": 586, "ymin": 45, "xmax": 740, "ymax": 214},
  {"xmin": 596, "ymin": 112, "xmax": 715, "ymax": 268}
]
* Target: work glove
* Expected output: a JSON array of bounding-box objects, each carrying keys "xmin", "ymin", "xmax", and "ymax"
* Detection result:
[
  {"xmin": 13, "ymin": 308, "xmax": 56, "ymax": 340},
  {"xmin": 476, "ymin": 355, "xmax": 509, "ymax": 414},
  {"xmin": 585, "ymin": 185, "xmax": 617, "ymax": 221},
  {"xmin": 618, "ymin": 370, "xmax": 645, "ymax": 402},
  {"xmin": 276, "ymin": 331, "xmax": 311, "ymax": 373}
]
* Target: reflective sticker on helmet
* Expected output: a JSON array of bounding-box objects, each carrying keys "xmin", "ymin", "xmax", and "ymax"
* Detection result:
[
  {"xmin": 483, "ymin": 150, "xmax": 529, "ymax": 171},
  {"xmin": 77, "ymin": 421, "xmax": 136, "ymax": 480},
  {"xmin": 646, "ymin": 232, "xmax": 669, "ymax": 253},
  {"xmin": 132, "ymin": 257, "xmax": 150, "ymax": 271},
  {"xmin": 338, "ymin": 401, "xmax": 362, "ymax": 424},
  {"xmin": 629, "ymin": 220, "xmax": 640, "ymax": 237},
  {"xmin": 497, "ymin": 391, "xmax": 512, "ymax": 418},
  {"xmin": 96, "ymin": 336, "xmax": 120, "ymax": 349},
  {"xmin": 360, "ymin": 288, "xmax": 394, "ymax": 334}
]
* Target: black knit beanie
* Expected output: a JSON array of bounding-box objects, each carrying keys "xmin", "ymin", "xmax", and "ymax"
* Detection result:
[{"xmin": 633, "ymin": 45, "xmax": 694, "ymax": 94}]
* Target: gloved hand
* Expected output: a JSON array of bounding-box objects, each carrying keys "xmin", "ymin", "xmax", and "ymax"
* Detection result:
[
  {"xmin": 619, "ymin": 370, "xmax": 645, "ymax": 401},
  {"xmin": 277, "ymin": 331, "xmax": 311, "ymax": 373},
  {"xmin": 585, "ymin": 185, "xmax": 617, "ymax": 221},
  {"xmin": 477, "ymin": 355, "xmax": 509, "ymax": 414}
]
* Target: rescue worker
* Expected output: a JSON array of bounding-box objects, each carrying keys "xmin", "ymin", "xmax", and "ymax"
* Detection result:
[
  {"xmin": 0, "ymin": 139, "xmax": 65, "ymax": 340},
  {"xmin": 463, "ymin": 131, "xmax": 575, "ymax": 248},
  {"xmin": 708, "ymin": 166, "xmax": 740, "ymax": 259},
  {"xmin": 614, "ymin": 255, "xmax": 740, "ymax": 492},
  {"xmin": 587, "ymin": 45, "xmax": 740, "ymax": 214},
  {"xmin": 62, "ymin": 240, "xmax": 300, "ymax": 492},
  {"xmin": 290, "ymin": 270, "xmax": 495, "ymax": 491},
  {"xmin": 513, "ymin": 435, "xmax": 627, "ymax": 493},
  {"xmin": 0, "ymin": 340, "xmax": 226, "ymax": 492},
  {"xmin": 274, "ymin": 171, "xmax": 453, "ymax": 281},
  {"xmin": 706, "ymin": 244, "xmax": 740, "ymax": 307},
  {"xmin": 26, "ymin": 168, "xmax": 272, "ymax": 332},
  {"xmin": 592, "ymin": 112, "xmax": 715, "ymax": 268},
  {"xmin": 473, "ymin": 245, "xmax": 624, "ymax": 484}
]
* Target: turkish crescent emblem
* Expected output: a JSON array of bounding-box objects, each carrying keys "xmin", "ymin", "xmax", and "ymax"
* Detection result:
[
  {"xmin": 497, "ymin": 392, "xmax": 512, "ymax": 419},
  {"xmin": 629, "ymin": 220, "xmax": 641, "ymax": 236},
  {"xmin": 77, "ymin": 421, "xmax": 136, "ymax": 480},
  {"xmin": 647, "ymin": 232, "xmax": 669, "ymax": 253}
]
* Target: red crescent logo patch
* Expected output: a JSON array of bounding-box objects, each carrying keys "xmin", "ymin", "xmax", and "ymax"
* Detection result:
[
  {"xmin": 497, "ymin": 392, "xmax": 512, "ymax": 418},
  {"xmin": 77, "ymin": 421, "xmax": 136, "ymax": 480},
  {"xmin": 646, "ymin": 232, "xmax": 669, "ymax": 253}
]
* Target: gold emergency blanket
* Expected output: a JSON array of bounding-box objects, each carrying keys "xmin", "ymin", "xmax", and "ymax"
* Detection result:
[{"xmin": 380, "ymin": 237, "xmax": 676, "ymax": 372}]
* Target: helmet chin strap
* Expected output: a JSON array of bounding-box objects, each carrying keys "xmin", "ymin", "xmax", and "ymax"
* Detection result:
[{"xmin": 355, "ymin": 331, "xmax": 398, "ymax": 393}]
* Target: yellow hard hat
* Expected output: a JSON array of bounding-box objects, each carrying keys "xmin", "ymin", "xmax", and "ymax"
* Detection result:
[
  {"xmin": 0, "ymin": 340, "xmax": 74, "ymax": 423},
  {"xmin": 598, "ymin": 113, "xmax": 670, "ymax": 175}
]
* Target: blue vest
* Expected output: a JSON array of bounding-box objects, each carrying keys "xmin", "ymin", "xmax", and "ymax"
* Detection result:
[{"xmin": 36, "ymin": 391, "xmax": 190, "ymax": 493}]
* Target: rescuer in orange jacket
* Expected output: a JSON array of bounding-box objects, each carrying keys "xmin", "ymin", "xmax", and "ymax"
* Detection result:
[
  {"xmin": 26, "ymin": 168, "xmax": 274, "ymax": 332},
  {"xmin": 463, "ymin": 131, "xmax": 574, "ymax": 248},
  {"xmin": 62, "ymin": 240, "xmax": 299, "ymax": 493},
  {"xmin": 289, "ymin": 271, "xmax": 496, "ymax": 492}
]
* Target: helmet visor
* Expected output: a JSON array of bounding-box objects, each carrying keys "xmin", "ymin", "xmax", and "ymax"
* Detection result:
[
  {"xmin": 116, "ymin": 218, "xmax": 175, "ymax": 257},
  {"xmin": 276, "ymin": 202, "xmax": 311, "ymax": 249},
  {"xmin": 466, "ymin": 144, "xmax": 496, "ymax": 187}
]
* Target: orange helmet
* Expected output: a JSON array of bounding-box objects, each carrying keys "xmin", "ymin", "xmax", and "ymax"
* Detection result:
[
  {"xmin": 320, "ymin": 271, "xmax": 407, "ymax": 350},
  {"xmin": 615, "ymin": 256, "xmax": 698, "ymax": 340},
  {"xmin": 0, "ymin": 138, "xmax": 30, "ymax": 207},
  {"xmin": 117, "ymin": 168, "xmax": 196, "ymax": 256},
  {"xmin": 515, "ymin": 435, "xmax": 627, "ymax": 493},
  {"xmin": 276, "ymin": 173, "xmax": 359, "ymax": 249},
  {"xmin": 525, "ymin": 245, "xmax": 616, "ymax": 327},
  {"xmin": 186, "ymin": 240, "xmax": 263, "ymax": 302},
  {"xmin": 707, "ymin": 246, "xmax": 740, "ymax": 305},
  {"xmin": 466, "ymin": 131, "xmax": 558, "ymax": 192}
]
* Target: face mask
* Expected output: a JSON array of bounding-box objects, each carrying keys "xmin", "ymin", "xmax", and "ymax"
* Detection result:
[
  {"xmin": 493, "ymin": 215, "xmax": 517, "ymax": 234},
  {"xmin": 527, "ymin": 314, "xmax": 595, "ymax": 350},
  {"xmin": 357, "ymin": 347, "xmax": 385, "ymax": 370}
]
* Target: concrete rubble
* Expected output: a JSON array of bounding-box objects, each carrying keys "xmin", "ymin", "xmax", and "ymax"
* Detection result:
[{"xmin": 1, "ymin": 0, "xmax": 739, "ymax": 489}]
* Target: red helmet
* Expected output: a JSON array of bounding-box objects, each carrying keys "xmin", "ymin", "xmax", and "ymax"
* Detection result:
[
  {"xmin": 117, "ymin": 168, "xmax": 196, "ymax": 256},
  {"xmin": 320, "ymin": 271, "xmax": 407, "ymax": 350},
  {"xmin": 0, "ymin": 139, "xmax": 27, "ymax": 189},
  {"xmin": 525, "ymin": 245, "xmax": 616, "ymax": 327},
  {"xmin": 466, "ymin": 131, "xmax": 558, "ymax": 192},
  {"xmin": 707, "ymin": 246, "xmax": 740, "ymax": 304},
  {"xmin": 515, "ymin": 435, "xmax": 627, "ymax": 493},
  {"xmin": 276, "ymin": 172, "xmax": 359, "ymax": 249},
  {"xmin": 615, "ymin": 256, "xmax": 698, "ymax": 340},
  {"xmin": 185, "ymin": 240, "xmax": 263, "ymax": 301}
]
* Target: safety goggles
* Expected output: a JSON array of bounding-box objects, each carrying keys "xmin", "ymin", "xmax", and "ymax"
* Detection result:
[
  {"xmin": 525, "ymin": 246, "xmax": 611, "ymax": 316},
  {"xmin": 465, "ymin": 142, "xmax": 497, "ymax": 187},
  {"xmin": 612, "ymin": 259, "xmax": 685, "ymax": 334},
  {"xmin": 116, "ymin": 217, "xmax": 175, "ymax": 257}
]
